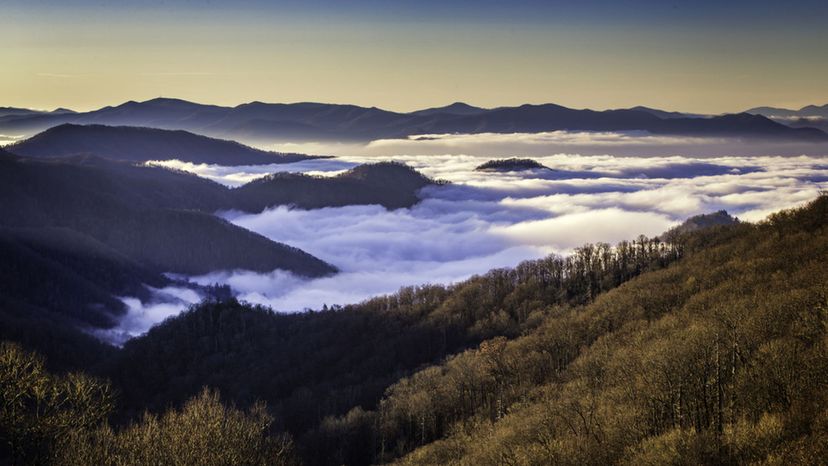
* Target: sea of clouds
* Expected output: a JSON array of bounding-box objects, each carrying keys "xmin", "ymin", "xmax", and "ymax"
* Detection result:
[{"xmin": 114, "ymin": 131, "xmax": 828, "ymax": 339}]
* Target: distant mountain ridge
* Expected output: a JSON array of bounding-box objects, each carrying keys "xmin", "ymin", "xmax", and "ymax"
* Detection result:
[
  {"xmin": 9, "ymin": 124, "xmax": 318, "ymax": 165},
  {"xmin": 746, "ymin": 103, "xmax": 828, "ymax": 119},
  {"xmin": 410, "ymin": 102, "xmax": 488, "ymax": 117},
  {"xmin": 0, "ymin": 107, "xmax": 74, "ymax": 118},
  {"xmin": 1, "ymin": 97, "xmax": 825, "ymax": 142},
  {"xmin": 627, "ymin": 106, "xmax": 706, "ymax": 119},
  {"xmin": 745, "ymin": 103, "xmax": 828, "ymax": 132}
]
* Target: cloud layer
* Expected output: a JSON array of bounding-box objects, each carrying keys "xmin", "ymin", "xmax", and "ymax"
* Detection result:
[
  {"xmin": 262, "ymin": 130, "xmax": 828, "ymax": 158},
  {"xmin": 114, "ymin": 132, "xmax": 828, "ymax": 339},
  {"xmin": 145, "ymin": 158, "xmax": 357, "ymax": 187}
]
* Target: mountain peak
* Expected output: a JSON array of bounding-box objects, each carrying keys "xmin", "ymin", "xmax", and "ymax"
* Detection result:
[{"xmin": 411, "ymin": 102, "xmax": 487, "ymax": 117}]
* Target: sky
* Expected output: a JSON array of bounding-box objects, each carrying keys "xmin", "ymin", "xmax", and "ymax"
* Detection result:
[{"xmin": 2, "ymin": 0, "xmax": 827, "ymax": 114}]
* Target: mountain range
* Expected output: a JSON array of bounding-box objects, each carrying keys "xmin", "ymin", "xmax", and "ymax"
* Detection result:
[
  {"xmin": 8, "ymin": 124, "xmax": 319, "ymax": 165},
  {"xmin": 1, "ymin": 97, "xmax": 826, "ymax": 143},
  {"xmin": 746, "ymin": 103, "xmax": 828, "ymax": 132}
]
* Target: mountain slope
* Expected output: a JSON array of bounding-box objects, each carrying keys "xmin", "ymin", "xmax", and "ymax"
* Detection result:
[
  {"xmin": 1, "ymin": 196, "xmax": 825, "ymax": 465},
  {"xmin": 232, "ymin": 162, "xmax": 436, "ymax": 211},
  {"xmin": 0, "ymin": 227, "xmax": 164, "ymax": 328},
  {"xmin": 386, "ymin": 195, "xmax": 828, "ymax": 465},
  {"xmin": 102, "ymin": 228, "xmax": 684, "ymax": 464},
  {"xmin": 9, "ymin": 123, "xmax": 315, "ymax": 165},
  {"xmin": 0, "ymin": 154, "xmax": 336, "ymax": 277},
  {"xmin": 92, "ymin": 195, "xmax": 828, "ymax": 466}
]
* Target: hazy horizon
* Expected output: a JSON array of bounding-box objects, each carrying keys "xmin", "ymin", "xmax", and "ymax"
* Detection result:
[
  {"xmin": 2, "ymin": 0, "xmax": 827, "ymax": 113},
  {"xmin": 3, "ymin": 95, "xmax": 828, "ymax": 115}
]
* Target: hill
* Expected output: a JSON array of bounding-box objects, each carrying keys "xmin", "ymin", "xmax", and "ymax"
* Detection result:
[
  {"xmin": 662, "ymin": 210, "xmax": 739, "ymax": 241},
  {"xmin": 110, "ymin": 195, "xmax": 828, "ymax": 465},
  {"xmin": 1, "ymin": 98, "xmax": 824, "ymax": 142},
  {"xmin": 0, "ymin": 154, "xmax": 336, "ymax": 276},
  {"xmin": 475, "ymin": 158, "xmax": 551, "ymax": 172},
  {"xmin": 9, "ymin": 124, "xmax": 316, "ymax": 165},
  {"xmin": 232, "ymin": 162, "xmax": 436, "ymax": 211}
]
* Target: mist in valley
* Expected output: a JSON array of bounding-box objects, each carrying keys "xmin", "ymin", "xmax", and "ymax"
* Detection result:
[{"xmin": 113, "ymin": 131, "xmax": 828, "ymax": 339}]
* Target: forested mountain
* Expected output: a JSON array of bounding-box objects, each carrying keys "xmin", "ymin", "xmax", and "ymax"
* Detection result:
[
  {"xmin": 2, "ymin": 190, "xmax": 825, "ymax": 464},
  {"xmin": 9, "ymin": 124, "xmax": 317, "ymax": 165},
  {"xmin": 1, "ymin": 148, "xmax": 435, "ymax": 215},
  {"xmin": 1, "ymin": 97, "xmax": 824, "ymax": 142},
  {"xmin": 0, "ymin": 153, "xmax": 335, "ymax": 276},
  {"xmin": 387, "ymin": 195, "xmax": 827, "ymax": 466},
  {"xmin": 0, "ymin": 227, "xmax": 166, "ymax": 327}
]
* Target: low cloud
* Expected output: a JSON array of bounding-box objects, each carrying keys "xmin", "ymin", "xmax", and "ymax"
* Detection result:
[
  {"xmin": 113, "ymin": 135, "xmax": 828, "ymax": 338},
  {"xmin": 98, "ymin": 286, "xmax": 202, "ymax": 345},
  {"xmin": 250, "ymin": 131, "xmax": 828, "ymax": 158},
  {"xmin": 146, "ymin": 159, "xmax": 357, "ymax": 187}
]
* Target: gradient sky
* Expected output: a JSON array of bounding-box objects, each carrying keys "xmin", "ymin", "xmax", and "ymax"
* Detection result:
[{"xmin": 2, "ymin": 0, "xmax": 827, "ymax": 113}]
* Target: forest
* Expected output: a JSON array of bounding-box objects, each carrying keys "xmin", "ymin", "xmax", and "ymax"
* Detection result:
[{"xmin": 1, "ymin": 194, "xmax": 826, "ymax": 465}]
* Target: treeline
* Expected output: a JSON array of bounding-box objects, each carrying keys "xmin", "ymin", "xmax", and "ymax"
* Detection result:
[
  {"xmin": 0, "ymin": 342, "xmax": 297, "ymax": 465},
  {"xmin": 332, "ymin": 194, "xmax": 825, "ymax": 465},
  {"xmin": 104, "ymin": 231, "xmax": 681, "ymax": 442}
]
